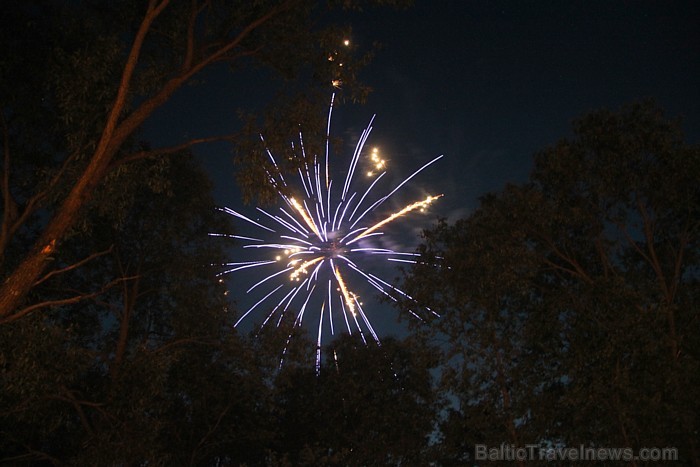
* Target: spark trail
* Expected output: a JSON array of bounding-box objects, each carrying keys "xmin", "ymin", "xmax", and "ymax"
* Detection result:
[{"xmin": 212, "ymin": 94, "xmax": 442, "ymax": 372}]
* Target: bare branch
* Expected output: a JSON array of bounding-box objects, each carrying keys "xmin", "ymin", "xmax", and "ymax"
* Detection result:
[
  {"xmin": 111, "ymin": 134, "xmax": 236, "ymax": 168},
  {"xmin": 613, "ymin": 217, "xmax": 652, "ymax": 264},
  {"xmin": 535, "ymin": 232, "xmax": 593, "ymax": 284},
  {"xmin": 0, "ymin": 0, "xmax": 299, "ymax": 318},
  {"xmin": 0, "ymin": 148, "xmax": 83, "ymax": 259},
  {"xmin": 50, "ymin": 394, "xmax": 95, "ymax": 436},
  {"xmin": 191, "ymin": 404, "xmax": 232, "ymax": 464},
  {"xmin": 33, "ymin": 245, "xmax": 114, "ymax": 287},
  {"xmin": 110, "ymin": 262, "xmax": 141, "ymax": 381},
  {"xmin": 0, "ymin": 1, "xmax": 173, "ymax": 317},
  {"xmin": 149, "ymin": 336, "xmax": 219, "ymax": 355},
  {"xmin": 668, "ymin": 229, "xmax": 689, "ymax": 303},
  {"xmin": 95, "ymin": 0, "xmax": 172, "ymax": 158},
  {"xmin": 0, "ymin": 112, "xmax": 18, "ymax": 256},
  {"xmin": 183, "ymin": 0, "xmax": 198, "ymax": 71},
  {"xmin": 192, "ymin": 1, "xmax": 296, "ymax": 68},
  {"xmin": 211, "ymin": 45, "xmax": 262, "ymax": 64},
  {"xmin": 0, "ymin": 113, "xmax": 14, "ymax": 213},
  {"xmin": 637, "ymin": 197, "xmax": 670, "ymax": 298},
  {"xmin": 112, "ymin": 0, "xmax": 298, "ymax": 143},
  {"xmin": 1, "ymin": 447, "xmax": 62, "ymax": 466},
  {"xmin": 0, "ymin": 275, "xmax": 139, "ymax": 325}
]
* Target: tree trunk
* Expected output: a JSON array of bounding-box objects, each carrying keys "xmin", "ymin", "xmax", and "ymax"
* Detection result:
[
  {"xmin": 0, "ymin": 1, "xmax": 165, "ymax": 318},
  {"xmin": 110, "ymin": 274, "xmax": 140, "ymax": 381},
  {"xmin": 0, "ymin": 151, "xmax": 113, "ymax": 317}
]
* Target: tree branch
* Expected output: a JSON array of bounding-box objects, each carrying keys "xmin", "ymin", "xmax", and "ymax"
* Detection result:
[
  {"xmin": 637, "ymin": 197, "xmax": 669, "ymax": 298},
  {"xmin": 0, "ymin": 112, "xmax": 14, "ymax": 211},
  {"xmin": 33, "ymin": 245, "xmax": 114, "ymax": 287},
  {"xmin": 49, "ymin": 392, "xmax": 96, "ymax": 436},
  {"xmin": 111, "ymin": 134, "xmax": 236, "ymax": 168},
  {"xmin": 191, "ymin": 404, "xmax": 232, "ymax": 465},
  {"xmin": 110, "ymin": 259, "xmax": 141, "ymax": 381},
  {"xmin": 182, "ymin": 0, "xmax": 199, "ymax": 72},
  {"xmin": 0, "ymin": 0, "xmax": 299, "ymax": 318},
  {"xmin": 0, "ymin": 111, "xmax": 17, "ymax": 256},
  {"xmin": 95, "ymin": 0, "xmax": 172, "ymax": 158},
  {"xmin": 536, "ymin": 233, "xmax": 593, "ymax": 284},
  {"xmin": 0, "ymin": 446, "xmax": 62, "ymax": 466},
  {"xmin": 150, "ymin": 336, "xmax": 219, "ymax": 355},
  {"xmin": 0, "ymin": 275, "xmax": 139, "ymax": 325},
  {"xmin": 668, "ymin": 229, "xmax": 689, "ymax": 304},
  {"xmin": 130, "ymin": 336, "xmax": 219, "ymax": 369},
  {"xmin": 0, "ymin": 2, "xmax": 172, "ymax": 318},
  {"xmin": 112, "ymin": 0, "xmax": 298, "ymax": 144},
  {"xmin": 0, "ymin": 148, "xmax": 83, "ymax": 260}
]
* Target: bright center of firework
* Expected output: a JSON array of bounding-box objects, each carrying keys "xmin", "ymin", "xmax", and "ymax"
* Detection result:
[
  {"xmin": 319, "ymin": 239, "xmax": 343, "ymax": 257},
  {"xmin": 212, "ymin": 94, "xmax": 443, "ymax": 371}
]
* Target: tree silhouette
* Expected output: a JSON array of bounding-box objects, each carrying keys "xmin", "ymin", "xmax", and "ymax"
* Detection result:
[
  {"xmin": 403, "ymin": 101, "xmax": 700, "ymax": 465},
  {"xmin": 0, "ymin": 0, "xmax": 392, "ymax": 321}
]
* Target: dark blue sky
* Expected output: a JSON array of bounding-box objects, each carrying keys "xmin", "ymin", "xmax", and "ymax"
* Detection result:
[
  {"xmin": 146, "ymin": 0, "xmax": 699, "ymax": 338},
  {"xmin": 349, "ymin": 0, "xmax": 699, "ymax": 220},
  {"xmin": 162, "ymin": 0, "xmax": 700, "ymax": 219}
]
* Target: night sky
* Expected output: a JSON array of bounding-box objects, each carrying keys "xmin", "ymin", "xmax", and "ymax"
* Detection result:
[
  {"xmin": 351, "ymin": 0, "xmax": 699, "ymax": 219},
  {"xmin": 145, "ymin": 0, "xmax": 699, "ymax": 337}
]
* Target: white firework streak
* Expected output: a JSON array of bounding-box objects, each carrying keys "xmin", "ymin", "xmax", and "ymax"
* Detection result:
[{"xmin": 213, "ymin": 94, "xmax": 443, "ymax": 372}]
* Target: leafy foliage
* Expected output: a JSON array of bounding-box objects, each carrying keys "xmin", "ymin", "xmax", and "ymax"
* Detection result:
[
  {"xmin": 0, "ymin": 0, "xmax": 404, "ymax": 321},
  {"xmin": 403, "ymin": 101, "xmax": 700, "ymax": 465},
  {"xmin": 267, "ymin": 333, "xmax": 440, "ymax": 466}
]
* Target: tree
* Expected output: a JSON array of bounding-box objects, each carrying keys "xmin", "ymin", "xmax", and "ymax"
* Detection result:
[
  {"xmin": 267, "ymin": 333, "xmax": 441, "ymax": 466},
  {"xmin": 402, "ymin": 101, "xmax": 700, "ymax": 465},
  {"xmin": 403, "ymin": 193, "xmax": 544, "ymax": 466},
  {"xmin": 0, "ymin": 0, "xmax": 401, "ymax": 321},
  {"xmin": 0, "ymin": 154, "xmax": 272, "ymax": 464}
]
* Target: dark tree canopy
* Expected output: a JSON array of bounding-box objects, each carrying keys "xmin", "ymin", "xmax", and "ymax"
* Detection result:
[
  {"xmin": 402, "ymin": 101, "xmax": 700, "ymax": 465},
  {"xmin": 0, "ymin": 154, "xmax": 263, "ymax": 463},
  {"xmin": 268, "ymin": 333, "xmax": 441, "ymax": 466}
]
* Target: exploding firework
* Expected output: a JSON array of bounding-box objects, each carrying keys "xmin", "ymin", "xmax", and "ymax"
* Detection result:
[{"xmin": 212, "ymin": 94, "xmax": 442, "ymax": 371}]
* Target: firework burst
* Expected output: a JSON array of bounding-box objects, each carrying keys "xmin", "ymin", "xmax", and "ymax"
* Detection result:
[{"xmin": 212, "ymin": 94, "xmax": 442, "ymax": 371}]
